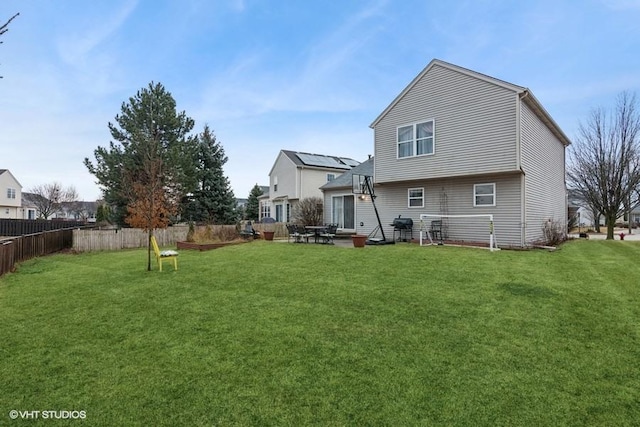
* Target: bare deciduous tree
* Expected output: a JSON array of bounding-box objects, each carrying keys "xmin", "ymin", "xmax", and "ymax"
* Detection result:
[
  {"xmin": 28, "ymin": 183, "xmax": 79, "ymax": 219},
  {"xmin": 1, "ymin": 13, "xmax": 19, "ymax": 79},
  {"xmin": 567, "ymin": 91, "xmax": 640, "ymax": 239},
  {"xmin": 123, "ymin": 132, "xmax": 179, "ymax": 271}
]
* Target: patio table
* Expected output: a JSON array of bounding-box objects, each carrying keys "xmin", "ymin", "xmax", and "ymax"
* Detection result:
[{"xmin": 305, "ymin": 226, "xmax": 328, "ymax": 243}]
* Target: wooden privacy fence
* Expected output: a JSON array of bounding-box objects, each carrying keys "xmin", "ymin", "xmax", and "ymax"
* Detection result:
[
  {"xmin": 0, "ymin": 229, "xmax": 73, "ymax": 277},
  {"xmin": 72, "ymin": 223, "xmax": 293, "ymax": 251},
  {"xmin": 72, "ymin": 226, "xmax": 189, "ymax": 252},
  {"xmin": 1, "ymin": 223, "xmax": 294, "ymax": 276},
  {"xmin": 0, "ymin": 219, "xmax": 88, "ymax": 237},
  {"xmin": 252, "ymin": 222, "xmax": 288, "ymax": 238}
]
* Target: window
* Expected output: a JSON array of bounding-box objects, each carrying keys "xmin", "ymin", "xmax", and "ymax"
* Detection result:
[
  {"xmin": 273, "ymin": 176, "xmax": 278, "ymax": 192},
  {"xmin": 327, "ymin": 173, "xmax": 335, "ymax": 182},
  {"xmin": 7, "ymin": 188, "xmax": 16, "ymax": 199},
  {"xmin": 474, "ymin": 183, "xmax": 496, "ymax": 207},
  {"xmin": 398, "ymin": 120, "xmax": 435, "ymax": 158},
  {"xmin": 408, "ymin": 188, "xmax": 424, "ymax": 208},
  {"xmin": 260, "ymin": 201, "xmax": 271, "ymax": 219}
]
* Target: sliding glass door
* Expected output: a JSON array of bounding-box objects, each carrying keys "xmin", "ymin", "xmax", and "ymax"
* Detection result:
[{"xmin": 332, "ymin": 195, "xmax": 355, "ymax": 230}]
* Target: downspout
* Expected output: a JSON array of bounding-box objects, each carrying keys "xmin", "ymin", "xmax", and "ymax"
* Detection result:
[
  {"xmin": 517, "ymin": 91, "xmax": 526, "ymax": 246},
  {"xmin": 299, "ymin": 166, "xmax": 303, "ymax": 200}
]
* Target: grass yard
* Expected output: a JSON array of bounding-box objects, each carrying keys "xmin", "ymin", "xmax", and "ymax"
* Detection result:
[{"xmin": 1, "ymin": 240, "xmax": 639, "ymax": 426}]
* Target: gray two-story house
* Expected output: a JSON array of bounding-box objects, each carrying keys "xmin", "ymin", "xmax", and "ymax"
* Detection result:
[{"xmin": 324, "ymin": 59, "xmax": 571, "ymax": 247}]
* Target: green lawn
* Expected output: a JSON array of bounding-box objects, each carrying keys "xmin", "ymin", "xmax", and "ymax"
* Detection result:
[{"xmin": 1, "ymin": 240, "xmax": 639, "ymax": 426}]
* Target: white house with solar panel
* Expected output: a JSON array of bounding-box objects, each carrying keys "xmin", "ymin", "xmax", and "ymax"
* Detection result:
[{"xmin": 262, "ymin": 150, "xmax": 360, "ymax": 222}]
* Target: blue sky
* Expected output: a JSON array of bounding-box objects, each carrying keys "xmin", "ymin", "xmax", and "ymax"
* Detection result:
[{"xmin": 1, "ymin": 0, "xmax": 639, "ymax": 201}]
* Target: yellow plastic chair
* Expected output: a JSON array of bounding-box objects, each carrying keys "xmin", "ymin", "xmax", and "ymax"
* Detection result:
[{"xmin": 151, "ymin": 236, "xmax": 178, "ymax": 271}]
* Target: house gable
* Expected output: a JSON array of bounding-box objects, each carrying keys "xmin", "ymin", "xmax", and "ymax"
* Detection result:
[
  {"xmin": 268, "ymin": 149, "xmax": 360, "ymax": 201},
  {"xmin": 372, "ymin": 60, "xmax": 523, "ymax": 184},
  {"xmin": 370, "ymin": 59, "xmax": 570, "ymax": 187},
  {"xmin": 0, "ymin": 169, "xmax": 23, "ymax": 216},
  {"xmin": 370, "ymin": 59, "xmax": 526, "ymax": 128}
]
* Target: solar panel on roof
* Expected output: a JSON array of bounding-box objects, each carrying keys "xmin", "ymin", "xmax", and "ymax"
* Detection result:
[
  {"xmin": 339, "ymin": 158, "xmax": 360, "ymax": 167},
  {"xmin": 296, "ymin": 153, "xmax": 351, "ymax": 169}
]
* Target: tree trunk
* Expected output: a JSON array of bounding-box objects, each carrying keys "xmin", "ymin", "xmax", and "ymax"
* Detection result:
[
  {"xmin": 147, "ymin": 231, "xmax": 152, "ymax": 271},
  {"xmin": 592, "ymin": 211, "xmax": 601, "ymax": 233},
  {"xmin": 606, "ymin": 214, "xmax": 616, "ymax": 240}
]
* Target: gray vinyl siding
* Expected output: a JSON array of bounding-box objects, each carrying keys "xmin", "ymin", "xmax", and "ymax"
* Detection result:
[
  {"xmin": 374, "ymin": 64, "xmax": 519, "ymax": 183},
  {"xmin": 355, "ymin": 174, "xmax": 523, "ymax": 247},
  {"xmin": 520, "ymin": 102, "xmax": 567, "ymax": 244}
]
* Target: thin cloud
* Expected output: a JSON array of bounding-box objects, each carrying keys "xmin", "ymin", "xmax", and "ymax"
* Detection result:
[
  {"xmin": 56, "ymin": 0, "xmax": 138, "ymax": 65},
  {"xmin": 194, "ymin": 0, "xmax": 389, "ymax": 120}
]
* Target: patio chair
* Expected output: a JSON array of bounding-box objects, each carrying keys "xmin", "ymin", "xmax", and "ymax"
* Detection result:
[
  {"xmin": 298, "ymin": 226, "xmax": 315, "ymax": 243},
  {"xmin": 239, "ymin": 221, "xmax": 260, "ymax": 239},
  {"xmin": 319, "ymin": 224, "xmax": 338, "ymax": 244},
  {"xmin": 286, "ymin": 224, "xmax": 300, "ymax": 243},
  {"xmin": 287, "ymin": 224, "xmax": 313, "ymax": 243},
  {"xmin": 151, "ymin": 235, "xmax": 178, "ymax": 272},
  {"xmin": 430, "ymin": 220, "xmax": 442, "ymax": 241}
]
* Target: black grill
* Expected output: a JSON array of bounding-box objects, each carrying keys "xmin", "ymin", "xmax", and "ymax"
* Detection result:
[{"xmin": 391, "ymin": 216, "xmax": 413, "ymax": 241}]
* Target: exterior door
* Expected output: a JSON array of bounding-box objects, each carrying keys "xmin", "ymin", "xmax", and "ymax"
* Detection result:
[{"xmin": 332, "ymin": 195, "xmax": 355, "ymax": 230}]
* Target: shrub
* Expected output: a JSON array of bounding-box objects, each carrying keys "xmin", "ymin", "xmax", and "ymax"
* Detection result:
[
  {"xmin": 541, "ymin": 219, "xmax": 567, "ymax": 246},
  {"xmin": 192, "ymin": 225, "xmax": 239, "ymax": 242},
  {"xmin": 292, "ymin": 197, "xmax": 323, "ymax": 225}
]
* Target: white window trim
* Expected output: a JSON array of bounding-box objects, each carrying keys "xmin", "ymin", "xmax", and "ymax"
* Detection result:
[
  {"xmin": 473, "ymin": 183, "xmax": 496, "ymax": 207},
  {"xmin": 331, "ymin": 193, "xmax": 356, "ymax": 231},
  {"xmin": 408, "ymin": 187, "xmax": 425, "ymax": 208},
  {"xmin": 327, "ymin": 173, "xmax": 335, "ymax": 182},
  {"xmin": 397, "ymin": 119, "xmax": 435, "ymax": 159}
]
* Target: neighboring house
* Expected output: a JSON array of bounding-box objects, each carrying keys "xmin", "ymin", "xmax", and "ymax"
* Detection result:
[
  {"xmin": 348, "ymin": 59, "xmax": 571, "ymax": 247},
  {"xmin": 568, "ymin": 190, "xmax": 632, "ymax": 228},
  {"xmin": 265, "ymin": 150, "xmax": 359, "ymax": 222},
  {"xmin": 59, "ymin": 201, "xmax": 97, "ymax": 222},
  {"xmin": 0, "ymin": 169, "xmax": 22, "ymax": 219},
  {"xmin": 21, "ymin": 192, "xmax": 44, "ymax": 219},
  {"xmin": 20, "ymin": 192, "xmax": 97, "ymax": 222}
]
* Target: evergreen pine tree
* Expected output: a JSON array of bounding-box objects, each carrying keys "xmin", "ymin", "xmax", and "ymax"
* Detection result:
[
  {"xmin": 245, "ymin": 184, "xmax": 263, "ymax": 221},
  {"xmin": 183, "ymin": 125, "xmax": 237, "ymax": 224}
]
